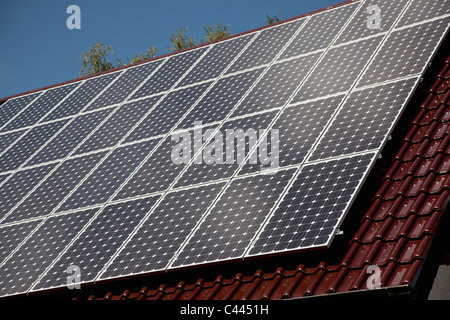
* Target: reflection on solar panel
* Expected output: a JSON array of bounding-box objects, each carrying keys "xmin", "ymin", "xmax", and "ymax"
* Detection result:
[{"xmin": 0, "ymin": 0, "xmax": 449, "ymax": 297}]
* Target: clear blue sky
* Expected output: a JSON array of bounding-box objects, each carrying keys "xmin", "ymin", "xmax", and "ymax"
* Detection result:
[{"xmin": 0, "ymin": 0, "xmax": 343, "ymax": 99}]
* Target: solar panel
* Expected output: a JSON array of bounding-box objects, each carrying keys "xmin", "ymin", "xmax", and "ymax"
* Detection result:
[
  {"xmin": 0, "ymin": 208, "xmax": 99, "ymax": 297},
  {"xmin": 280, "ymin": 2, "xmax": 359, "ymax": 59},
  {"xmin": 1, "ymin": 83, "xmax": 79, "ymax": 132},
  {"xmin": 43, "ymin": 72, "xmax": 120, "ymax": 121},
  {"xmin": 0, "ymin": 0, "xmax": 449, "ymax": 297},
  {"xmin": 170, "ymin": 168, "xmax": 297, "ymax": 268},
  {"xmin": 0, "ymin": 120, "xmax": 67, "ymax": 172},
  {"xmin": 99, "ymin": 182, "xmax": 226, "ymax": 279},
  {"xmin": 26, "ymin": 108, "xmax": 112, "ymax": 165},
  {"xmin": 31, "ymin": 196, "xmax": 160, "ymax": 291},
  {"xmin": 246, "ymin": 152, "xmax": 377, "ymax": 256},
  {"xmin": 0, "ymin": 164, "xmax": 56, "ymax": 222},
  {"xmin": 3, "ymin": 152, "xmax": 106, "ymax": 224},
  {"xmin": 0, "ymin": 92, "xmax": 41, "ymax": 130}
]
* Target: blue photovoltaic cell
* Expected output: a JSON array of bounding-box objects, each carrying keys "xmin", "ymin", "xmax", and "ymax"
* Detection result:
[
  {"xmin": 4, "ymin": 151, "xmax": 106, "ymax": 224},
  {"xmin": 238, "ymin": 95, "xmax": 346, "ymax": 175},
  {"xmin": 0, "ymin": 120, "xmax": 67, "ymax": 173},
  {"xmin": 100, "ymin": 182, "xmax": 226, "ymax": 279},
  {"xmin": 335, "ymin": 0, "xmax": 410, "ymax": 45},
  {"xmin": 114, "ymin": 125, "xmax": 217, "ymax": 200},
  {"xmin": 292, "ymin": 35, "xmax": 383, "ymax": 103},
  {"xmin": 131, "ymin": 48, "xmax": 208, "ymax": 100},
  {"xmin": 280, "ymin": 2, "xmax": 359, "ymax": 59},
  {"xmin": 0, "ymin": 130, "xmax": 25, "ymax": 154},
  {"xmin": 74, "ymin": 95, "xmax": 161, "ymax": 155},
  {"xmin": 247, "ymin": 153, "xmax": 377, "ymax": 256},
  {"xmin": 176, "ymin": 68, "xmax": 264, "ymax": 130},
  {"xmin": 113, "ymin": 136, "xmax": 185, "ymax": 199},
  {"xmin": 174, "ymin": 110, "xmax": 279, "ymax": 188},
  {"xmin": 43, "ymin": 72, "xmax": 120, "ymax": 121},
  {"xmin": 357, "ymin": 17, "xmax": 450, "ymax": 87},
  {"xmin": 396, "ymin": 0, "xmax": 450, "ymax": 27},
  {"xmin": 171, "ymin": 168, "xmax": 297, "ymax": 268},
  {"xmin": 226, "ymin": 18, "xmax": 305, "ymax": 74},
  {"xmin": 0, "ymin": 220, "xmax": 41, "ymax": 263},
  {"xmin": 32, "ymin": 196, "xmax": 160, "ymax": 290},
  {"xmin": 26, "ymin": 109, "xmax": 112, "ymax": 166},
  {"xmin": 57, "ymin": 139, "xmax": 161, "ymax": 211},
  {"xmin": 310, "ymin": 77, "xmax": 419, "ymax": 161},
  {"xmin": 177, "ymin": 34, "xmax": 254, "ymax": 87},
  {"xmin": 0, "ymin": 93, "xmax": 40, "ymax": 130},
  {"xmin": 125, "ymin": 82, "xmax": 211, "ymax": 143},
  {"xmin": 0, "ymin": 208, "xmax": 98, "ymax": 297},
  {"xmin": 231, "ymin": 52, "xmax": 321, "ymax": 117},
  {"xmin": 87, "ymin": 60, "xmax": 162, "ymax": 111},
  {"xmin": 1, "ymin": 83, "xmax": 79, "ymax": 132},
  {"xmin": 0, "ymin": 164, "xmax": 56, "ymax": 222}
]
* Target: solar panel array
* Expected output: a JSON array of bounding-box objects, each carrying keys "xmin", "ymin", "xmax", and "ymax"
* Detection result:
[{"xmin": 0, "ymin": 0, "xmax": 449, "ymax": 297}]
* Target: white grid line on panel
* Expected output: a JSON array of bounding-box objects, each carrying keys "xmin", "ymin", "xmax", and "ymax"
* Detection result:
[
  {"xmin": 303, "ymin": 0, "xmax": 416, "ymax": 164},
  {"xmin": 242, "ymin": 0, "xmax": 416, "ymax": 258},
  {"xmin": 92, "ymin": 16, "xmax": 312, "ymax": 281},
  {"xmin": 23, "ymin": 46, "xmax": 222, "ymax": 292},
  {"xmin": 244, "ymin": 151, "xmax": 379, "ymax": 258},
  {"xmin": 92, "ymin": 29, "xmax": 270, "ymax": 283},
  {"xmin": 9, "ymin": 72, "xmax": 127, "ymax": 173},
  {"xmin": 0, "ymin": 90, "xmax": 46, "ymax": 132},
  {"xmin": 0, "ymin": 60, "xmax": 166, "ymax": 225},
  {"xmin": 161, "ymin": 14, "xmax": 357, "ymax": 271}
]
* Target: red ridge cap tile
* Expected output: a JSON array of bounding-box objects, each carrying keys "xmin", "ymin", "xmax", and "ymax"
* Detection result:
[
  {"xmin": 360, "ymin": 218, "xmax": 394, "ymax": 244},
  {"xmin": 348, "ymin": 240, "xmax": 383, "ymax": 269},
  {"xmin": 336, "ymin": 267, "xmax": 368, "ymax": 293},
  {"xmin": 415, "ymin": 155, "xmax": 444, "ymax": 177},
  {"xmin": 271, "ymin": 270, "xmax": 306, "ymax": 299},
  {"xmin": 351, "ymin": 219, "xmax": 372, "ymax": 243},
  {"xmin": 212, "ymin": 275, "xmax": 242, "ymax": 300},
  {"xmin": 384, "ymin": 215, "xmax": 417, "ymax": 242},
  {"xmin": 437, "ymin": 154, "xmax": 450, "ymax": 172},
  {"xmin": 411, "ymin": 108, "xmax": 430, "ymax": 126},
  {"xmin": 383, "ymin": 176, "xmax": 414, "ymax": 200},
  {"xmin": 388, "ymin": 260, "xmax": 423, "ymax": 286},
  {"xmin": 361, "ymin": 198, "xmax": 384, "ymax": 221},
  {"xmin": 437, "ymin": 63, "xmax": 450, "ymax": 79},
  {"xmin": 429, "ymin": 173, "xmax": 450, "ymax": 194},
  {"xmin": 398, "ymin": 236, "xmax": 433, "ymax": 264},
  {"xmin": 250, "ymin": 268, "xmax": 284, "ymax": 300},
  {"xmin": 405, "ymin": 173, "xmax": 436, "ymax": 197},
  {"xmin": 391, "ymin": 158, "xmax": 422, "ymax": 181},
  {"xmin": 418, "ymin": 190, "xmax": 450, "ymax": 215},
  {"xmin": 373, "ymin": 238, "xmax": 407, "ymax": 267},
  {"xmin": 291, "ymin": 268, "xmax": 325, "ymax": 297},
  {"xmin": 409, "ymin": 211, "xmax": 443, "ymax": 239},
  {"xmin": 420, "ymin": 93, "xmax": 438, "ymax": 110},
  {"xmin": 423, "ymin": 134, "xmax": 450, "ymax": 157}
]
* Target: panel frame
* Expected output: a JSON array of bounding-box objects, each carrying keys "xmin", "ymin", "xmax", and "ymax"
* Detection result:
[{"xmin": 244, "ymin": 151, "xmax": 379, "ymax": 259}]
